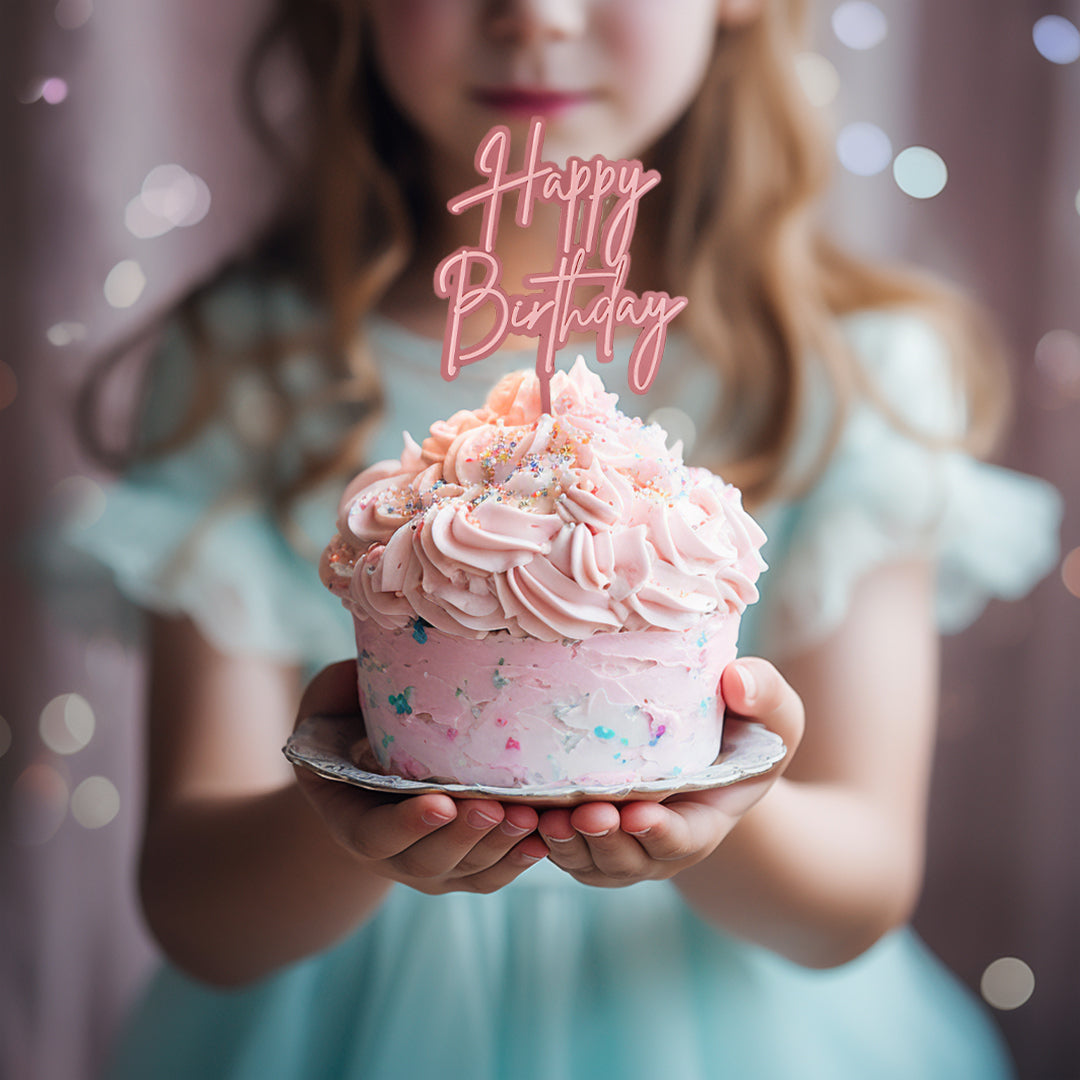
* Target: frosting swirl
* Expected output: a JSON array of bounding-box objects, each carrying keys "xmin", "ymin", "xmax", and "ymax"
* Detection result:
[{"xmin": 321, "ymin": 358, "xmax": 766, "ymax": 642}]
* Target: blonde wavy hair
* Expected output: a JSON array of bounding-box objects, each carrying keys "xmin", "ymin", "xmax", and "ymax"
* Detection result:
[{"xmin": 81, "ymin": 0, "xmax": 1007, "ymax": 517}]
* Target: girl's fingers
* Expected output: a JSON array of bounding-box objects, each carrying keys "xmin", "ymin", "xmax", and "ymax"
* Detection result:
[
  {"xmin": 445, "ymin": 804, "xmax": 541, "ymax": 877},
  {"xmin": 451, "ymin": 835, "xmax": 549, "ymax": 894},
  {"xmin": 538, "ymin": 808, "xmax": 594, "ymax": 871},
  {"xmin": 295, "ymin": 660, "xmax": 361, "ymax": 720},
  {"xmin": 566, "ymin": 802, "xmax": 647, "ymax": 878},
  {"xmin": 295, "ymin": 770, "xmax": 459, "ymax": 860},
  {"xmin": 618, "ymin": 801, "xmax": 711, "ymax": 863},
  {"xmin": 720, "ymin": 658, "xmax": 805, "ymax": 760},
  {"xmin": 390, "ymin": 799, "xmax": 508, "ymax": 878}
]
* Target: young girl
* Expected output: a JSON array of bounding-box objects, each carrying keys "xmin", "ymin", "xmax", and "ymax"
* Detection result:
[{"xmin": 75, "ymin": 1, "xmax": 1061, "ymax": 1077}]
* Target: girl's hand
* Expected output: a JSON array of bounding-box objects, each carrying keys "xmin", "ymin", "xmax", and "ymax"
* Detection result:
[
  {"xmin": 293, "ymin": 662, "xmax": 548, "ymax": 896},
  {"xmin": 536, "ymin": 658, "xmax": 804, "ymax": 888}
]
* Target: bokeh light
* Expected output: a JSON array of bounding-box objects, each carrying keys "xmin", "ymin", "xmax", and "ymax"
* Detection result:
[
  {"xmin": 0, "ymin": 361, "xmax": 17, "ymax": 410},
  {"xmin": 41, "ymin": 77, "xmax": 69, "ymax": 105},
  {"xmin": 1062, "ymin": 547, "xmax": 1080, "ymax": 600},
  {"xmin": 49, "ymin": 475, "xmax": 107, "ymax": 530},
  {"xmin": 647, "ymin": 406, "xmax": 697, "ymax": 458},
  {"xmin": 1033, "ymin": 15, "xmax": 1080, "ymax": 65},
  {"xmin": 127, "ymin": 165, "xmax": 212, "ymax": 239},
  {"xmin": 981, "ymin": 957, "xmax": 1036, "ymax": 1010},
  {"xmin": 104, "ymin": 260, "xmax": 146, "ymax": 308},
  {"xmin": 55, "ymin": 0, "xmax": 93, "ymax": 29},
  {"xmin": 46, "ymin": 321, "xmax": 87, "ymax": 346},
  {"xmin": 795, "ymin": 51, "xmax": 841, "ymax": 108},
  {"xmin": 893, "ymin": 146, "xmax": 948, "ymax": 199},
  {"xmin": 831, "ymin": 2, "xmax": 888, "ymax": 50},
  {"xmin": 836, "ymin": 121, "xmax": 893, "ymax": 176},
  {"xmin": 17, "ymin": 80, "xmax": 45, "ymax": 104},
  {"xmin": 1034, "ymin": 329, "xmax": 1080, "ymax": 398},
  {"xmin": 12, "ymin": 763, "xmax": 69, "ymax": 846},
  {"xmin": 39, "ymin": 693, "xmax": 96, "ymax": 755},
  {"xmin": 70, "ymin": 776, "xmax": 120, "ymax": 829},
  {"xmin": 0, "ymin": 715, "xmax": 11, "ymax": 759}
]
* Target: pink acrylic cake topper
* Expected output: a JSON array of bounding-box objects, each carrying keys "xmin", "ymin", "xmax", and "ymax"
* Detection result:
[{"xmin": 434, "ymin": 118, "xmax": 688, "ymax": 414}]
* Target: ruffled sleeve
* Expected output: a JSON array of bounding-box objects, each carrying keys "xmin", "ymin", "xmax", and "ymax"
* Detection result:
[
  {"xmin": 66, "ymin": 280, "xmax": 355, "ymax": 670},
  {"xmin": 745, "ymin": 311, "xmax": 1063, "ymax": 659}
]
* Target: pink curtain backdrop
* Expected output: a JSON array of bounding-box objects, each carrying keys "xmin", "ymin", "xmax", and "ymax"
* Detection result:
[{"xmin": 2, "ymin": 2, "xmax": 1078, "ymax": 1078}]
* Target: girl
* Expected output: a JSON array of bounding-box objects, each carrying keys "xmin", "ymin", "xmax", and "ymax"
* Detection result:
[{"xmin": 76, "ymin": 1, "xmax": 1061, "ymax": 1077}]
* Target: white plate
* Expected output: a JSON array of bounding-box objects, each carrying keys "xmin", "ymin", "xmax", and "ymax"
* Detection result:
[{"xmin": 284, "ymin": 715, "xmax": 786, "ymax": 807}]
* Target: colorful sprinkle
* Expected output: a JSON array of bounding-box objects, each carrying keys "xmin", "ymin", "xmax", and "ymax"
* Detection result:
[
  {"xmin": 493, "ymin": 669, "xmax": 510, "ymax": 689},
  {"xmin": 388, "ymin": 689, "xmax": 413, "ymax": 715},
  {"xmin": 594, "ymin": 726, "xmax": 615, "ymax": 740},
  {"xmin": 447, "ymin": 728, "xmax": 458, "ymax": 741},
  {"xmin": 495, "ymin": 717, "xmax": 508, "ymax": 727},
  {"xmin": 382, "ymin": 733, "xmax": 395, "ymax": 749},
  {"xmin": 505, "ymin": 737, "xmax": 521, "ymax": 751},
  {"xmin": 412, "ymin": 618, "xmax": 428, "ymax": 644}
]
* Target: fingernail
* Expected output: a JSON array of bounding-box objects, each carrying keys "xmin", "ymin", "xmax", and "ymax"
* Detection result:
[
  {"xmin": 422, "ymin": 811, "xmax": 452, "ymax": 827},
  {"xmin": 577, "ymin": 827, "xmax": 611, "ymax": 838},
  {"xmin": 520, "ymin": 852, "xmax": 545, "ymax": 864},
  {"xmin": 542, "ymin": 833, "xmax": 575, "ymax": 844},
  {"xmin": 499, "ymin": 820, "xmax": 530, "ymax": 837},
  {"xmin": 626, "ymin": 827, "xmax": 651, "ymax": 838},
  {"xmin": 467, "ymin": 809, "xmax": 500, "ymax": 829},
  {"xmin": 734, "ymin": 663, "xmax": 756, "ymax": 702}
]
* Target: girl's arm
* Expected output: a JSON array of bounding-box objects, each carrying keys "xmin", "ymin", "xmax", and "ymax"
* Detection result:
[
  {"xmin": 537, "ymin": 559, "xmax": 938, "ymax": 969},
  {"xmin": 139, "ymin": 616, "xmax": 546, "ymax": 987}
]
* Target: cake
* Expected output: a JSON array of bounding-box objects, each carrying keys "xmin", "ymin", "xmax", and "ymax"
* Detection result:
[{"xmin": 320, "ymin": 358, "xmax": 766, "ymax": 788}]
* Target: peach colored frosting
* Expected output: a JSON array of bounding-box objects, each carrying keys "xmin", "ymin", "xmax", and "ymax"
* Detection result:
[{"xmin": 321, "ymin": 358, "xmax": 766, "ymax": 643}]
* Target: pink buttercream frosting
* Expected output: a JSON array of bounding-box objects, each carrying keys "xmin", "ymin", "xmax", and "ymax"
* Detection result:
[{"xmin": 321, "ymin": 358, "xmax": 766, "ymax": 643}]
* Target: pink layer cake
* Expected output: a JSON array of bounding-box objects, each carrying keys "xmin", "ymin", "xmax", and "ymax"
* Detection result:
[{"xmin": 321, "ymin": 359, "xmax": 766, "ymax": 788}]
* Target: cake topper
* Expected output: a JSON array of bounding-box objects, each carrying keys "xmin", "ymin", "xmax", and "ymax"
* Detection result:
[{"xmin": 435, "ymin": 118, "xmax": 688, "ymax": 414}]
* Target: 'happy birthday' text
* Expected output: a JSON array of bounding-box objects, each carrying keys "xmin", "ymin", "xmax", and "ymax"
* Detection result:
[{"xmin": 435, "ymin": 120, "xmax": 687, "ymax": 411}]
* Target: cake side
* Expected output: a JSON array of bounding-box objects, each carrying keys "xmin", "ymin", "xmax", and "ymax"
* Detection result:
[{"xmin": 355, "ymin": 612, "xmax": 740, "ymax": 787}]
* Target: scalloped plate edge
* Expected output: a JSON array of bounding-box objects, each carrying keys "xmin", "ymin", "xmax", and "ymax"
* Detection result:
[{"xmin": 285, "ymin": 716, "xmax": 786, "ymax": 806}]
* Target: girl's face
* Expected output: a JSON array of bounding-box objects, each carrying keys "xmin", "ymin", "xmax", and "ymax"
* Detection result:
[{"xmin": 366, "ymin": 0, "xmax": 728, "ymax": 187}]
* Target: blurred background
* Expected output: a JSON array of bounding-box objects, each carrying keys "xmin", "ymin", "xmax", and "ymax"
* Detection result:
[{"xmin": 2, "ymin": 1, "xmax": 1078, "ymax": 1077}]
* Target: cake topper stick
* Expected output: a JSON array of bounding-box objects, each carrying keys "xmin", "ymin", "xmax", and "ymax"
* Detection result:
[{"xmin": 435, "ymin": 118, "xmax": 688, "ymax": 414}]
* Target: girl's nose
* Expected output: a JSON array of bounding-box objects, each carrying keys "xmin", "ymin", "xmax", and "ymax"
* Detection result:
[{"xmin": 484, "ymin": 0, "xmax": 588, "ymax": 43}]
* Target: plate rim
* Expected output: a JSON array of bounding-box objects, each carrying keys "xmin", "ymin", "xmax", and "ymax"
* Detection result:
[{"xmin": 284, "ymin": 715, "xmax": 786, "ymax": 806}]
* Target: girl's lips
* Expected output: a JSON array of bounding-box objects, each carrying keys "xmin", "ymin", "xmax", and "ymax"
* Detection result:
[{"xmin": 471, "ymin": 86, "xmax": 596, "ymax": 117}]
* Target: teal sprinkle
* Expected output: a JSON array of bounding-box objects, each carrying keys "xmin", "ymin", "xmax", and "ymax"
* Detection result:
[
  {"xmin": 412, "ymin": 619, "xmax": 428, "ymax": 644},
  {"xmin": 620, "ymin": 737, "xmax": 629, "ymax": 746},
  {"xmin": 388, "ymin": 689, "xmax": 413, "ymax": 715},
  {"xmin": 594, "ymin": 726, "xmax": 615, "ymax": 740},
  {"xmin": 455, "ymin": 687, "xmax": 464, "ymax": 698},
  {"xmin": 498, "ymin": 657, "xmax": 505, "ymax": 665},
  {"xmin": 697, "ymin": 630, "xmax": 708, "ymax": 648},
  {"xmin": 381, "ymin": 733, "xmax": 395, "ymax": 749},
  {"xmin": 493, "ymin": 670, "xmax": 510, "ymax": 689}
]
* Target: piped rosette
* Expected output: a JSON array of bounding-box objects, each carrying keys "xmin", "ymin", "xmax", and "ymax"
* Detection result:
[{"xmin": 320, "ymin": 358, "xmax": 767, "ymax": 787}]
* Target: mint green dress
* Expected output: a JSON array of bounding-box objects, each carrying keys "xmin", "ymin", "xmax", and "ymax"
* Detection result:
[{"xmin": 76, "ymin": 279, "xmax": 1060, "ymax": 1079}]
